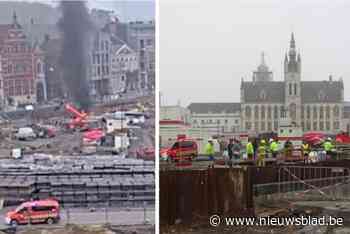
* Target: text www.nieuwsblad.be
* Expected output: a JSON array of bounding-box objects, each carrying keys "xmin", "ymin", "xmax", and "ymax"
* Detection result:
[{"xmin": 209, "ymin": 215, "xmax": 344, "ymax": 227}]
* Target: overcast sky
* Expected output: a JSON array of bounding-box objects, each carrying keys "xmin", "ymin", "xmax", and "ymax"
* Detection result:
[
  {"xmin": 160, "ymin": 0, "xmax": 350, "ymax": 106},
  {"xmin": 17, "ymin": 0, "xmax": 155, "ymax": 21}
]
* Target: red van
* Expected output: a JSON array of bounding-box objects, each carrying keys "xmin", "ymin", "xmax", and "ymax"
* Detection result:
[
  {"xmin": 161, "ymin": 138, "xmax": 198, "ymax": 162},
  {"xmin": 5, "ymin": 199, "xmax": 60, "ymax": 226}
]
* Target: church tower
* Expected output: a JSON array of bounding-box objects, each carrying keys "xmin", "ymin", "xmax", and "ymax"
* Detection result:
[
  {"xmin": 253, "ymin": 52, "xmax": 273, "ymax": 82},
  {"xmin": 284, "ymin": 33, "xmax": 302, "ymax": 125}
]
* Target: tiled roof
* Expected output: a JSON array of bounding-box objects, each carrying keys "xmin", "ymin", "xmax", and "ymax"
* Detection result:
[
  {"xmin": 188, "ymin": 103, "xmax": 241, "ymax": 114},
  {"xmin": 241, "ymin": 81, "xmax": 285, "ymax": 103},
  {"xmin": 241, "ymin": 80, "xmax": 343, "ymax": 103},
  {"xmin": 301, "ymin": 81, "xmax": 343, "ymax": 103}
]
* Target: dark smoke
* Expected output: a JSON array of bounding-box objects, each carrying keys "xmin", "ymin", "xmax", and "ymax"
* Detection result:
[{"xmin": 58, "ymin": 1, "xmax": 92, "ymax": 110}]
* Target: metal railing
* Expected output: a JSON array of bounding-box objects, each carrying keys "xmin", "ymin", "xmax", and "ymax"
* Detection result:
[{"xmin": 254, "ymin": 166, "xmax": 350, "ymax": 200}]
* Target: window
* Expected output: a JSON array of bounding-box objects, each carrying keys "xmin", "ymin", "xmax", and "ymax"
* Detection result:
[
  {"xmin": 260, "ymin": 90, "xmax": 266, "ymax": 100},
  {"xmin": 37, "ymin": 63, "xmax": 41, "ymax": 73},
  {"xmin": 319, "ymin": 121, "xmax": 324, "ymax": 130},
  {"xmin": 267, "ymin": 106, "xmax": 272, "ymax": 119},
  {"xmin": 301, "ymin": 105, "xmax": 304, "ymax": 119},
  {"xmin": 307, "ymin": 106, "xmax": 311, "ymax": 119},
  {"xmin": 201, "ymin": 120, "xmax": 204, "ymax": 124},
  {"xmin": 313, "ymin": 106, "xmax": 317, "ymax": 119},
  {"xmin": 334, "ymin": 105, "xmax": 339, "ymax": 118},
  {"xmin": 140, "ymin": 62, "xmax": 145, "ymax": 70},
  {"xmin": 234, "ymin": 119, "xmax": 239, "ymax": 124},
  {"xmin": 306, "ymin": 121, "xmax": 311, "ymax": 131},
  {"xmin": 225, "ymin": 119, "xmax": 228, "ymax": 124},
  {"xmin": 217, "ymin": 119, "xmax": 220, "ymax": 124},
  {"xmin": 254, "ymin": 122, "xmax": 259, "ymax": 131},
  {"xmin": 261, "ymin": 122, "xmax": 266, "ymax": 131},
  {"xmin": 294, "ymin": 83, "xmax": 297, "ymax": 95},
  {"xmin": 140, "ymin": 39, "xmax": 144, "ymax": 48},
  {"xmin": 245, "ymin": 122, "xmax": 251, "ymax": 130},
  {"xmin": 261, "ymin": 106, "xmax": 265, "ymax": 119},
  {"xmin": 97, "ymin": 55, "xmax": 100, "ymax": 64},
  {"xmin": 289, "ymin": 83, "xmax": 292, "ymax": 95},
  {"xmin": 267, "ymin": 122, "xmax": 272, "ymax": 131},
  {"xmin": 32, "ymin": 206, "xmax": 55, "ymax": 212},
  {"xmin": 274, "ymin": 121, "xmax": 278, "ymax": 130},
  {"xmin": 313, "ymin": 122, "xmax": 317, "ymax": 131},
  {"xmin": 254, "ymin": 106, "xmax": 259, "ymax": 119},
  {"xmin": 274, "ymin": 106, "xmax": 278, "ymax": 119},
  {"xmin": 334, "ymin": 121, "xmax": 339, "ymax": 130},
  {"xmin": 326, "ymin": 122, "xmax": 330, "ymax": 131},
  {"xmin": 301, "ymin": 122, "xmax": 305, "ymax": 131},
  {"xmin": 320, "ymin": 106, "xmax": 324, "ymax": 119},
  {"xmin": 326, "ymin": 106, "xmax": 330, "ymax": 119},
  {"xmin": 193, "ymin": 120, "xmax": 197, "ymax": 124},
  {"xmin": 280, "ymin": 106, "xmax": 285, "ymax": 118},
  {"xmin": 121, "ymin": 76, "xmax": 125, "ymax": 81},
  {"xmin": 97, "ymin": 67, "xmax": 100, "ymax": 76},
  {"xmin": 147, "ymin": 39, "xmax": 152, "ymax": 45},
  {"xmin": 245, "ymin": 106, "xmax": 251, "ymax": 118}
]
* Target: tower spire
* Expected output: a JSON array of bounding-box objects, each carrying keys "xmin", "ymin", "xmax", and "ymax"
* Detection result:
[
  {"xmin": 290, "ymin": 32, "xmax": 295, "ymax": 49},
  {"xmin": 261, "ymin": 51, "xmax": 266, "ymax": 66},
  {"xmin": 13, "ymin": 11, "xmax": 17, "ymax": 24}
]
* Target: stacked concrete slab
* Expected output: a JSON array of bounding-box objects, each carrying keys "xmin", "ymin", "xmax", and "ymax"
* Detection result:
[{"xmin": 0, "ymin": 155, "xmax": 155, "ymax": 207}]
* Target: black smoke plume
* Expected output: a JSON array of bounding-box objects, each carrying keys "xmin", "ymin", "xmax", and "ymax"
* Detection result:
[{"xmin": 58, "ymin": 1, "xmax": 92, "ymax": 110}]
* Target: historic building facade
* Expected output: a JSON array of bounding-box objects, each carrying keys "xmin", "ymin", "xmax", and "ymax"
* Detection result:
[
  {"xmin": 0, "ymin": 12, "xmax": 46, "ymax": 109},
  {"xmin": 188, "ymin": 103, "xmax": 241, "ymax": 135},
  {"xmin": 241, "ymin": 33, "xmax": 344, "ymax": 134}
]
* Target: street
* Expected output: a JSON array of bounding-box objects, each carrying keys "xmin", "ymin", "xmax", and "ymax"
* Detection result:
[{"xmin": 0, "ymin": 207, "xmax": 155, "ymax": 227}]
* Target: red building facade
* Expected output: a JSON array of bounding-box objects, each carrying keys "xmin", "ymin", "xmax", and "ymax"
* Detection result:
[{"xmin": 0, "ymin": 12, "xmax": 45, "ymax": 108}]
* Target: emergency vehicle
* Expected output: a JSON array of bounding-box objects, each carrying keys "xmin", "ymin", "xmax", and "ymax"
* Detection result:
[
  {"xmin": 160, "ymin": 135, "xmax": 198, "ymax": 161},
  {"xmin": 5, "ymin": 199, "xmax": 60, "ymax": 226}
]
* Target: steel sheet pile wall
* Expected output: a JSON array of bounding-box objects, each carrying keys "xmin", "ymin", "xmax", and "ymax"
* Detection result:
[{"xmin": 160, "ymin": 168, "xmax": 254, "ymax": 225}]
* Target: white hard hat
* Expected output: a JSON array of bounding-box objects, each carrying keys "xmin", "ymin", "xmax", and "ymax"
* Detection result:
[
  {"xmin": 269, "ymin": 138, "xmax": 273, "ymax": 142},
  {"xmin": 327, "ymin": 137, "xmax": 332, "ymax": 141}
]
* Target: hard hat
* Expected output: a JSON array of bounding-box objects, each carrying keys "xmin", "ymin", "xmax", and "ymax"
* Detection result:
[
  {"xmin": 269, "ymin": 138, "xmax": 273, "ymax": 142},
  {"xmin": 327, "ymin": 137, "xmax": 332, "ymax": 141},
  {"xmin": 261, "ymin": 139, "xmax": 266, "ymax": 144}
]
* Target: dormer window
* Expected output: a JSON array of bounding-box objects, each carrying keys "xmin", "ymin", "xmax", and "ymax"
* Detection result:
[
  {"xmin": 260, "ymin": 90, "xmax": 266, "ymax": 100},
  {"xmin": 319, "ymin": 90, "xmax": 325, "ymax": 101}
]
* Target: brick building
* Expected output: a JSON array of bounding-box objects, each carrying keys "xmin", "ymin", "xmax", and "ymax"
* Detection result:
[{"xmin": 0, "ymin": 12, "xmax": 46, "ymax": 109}]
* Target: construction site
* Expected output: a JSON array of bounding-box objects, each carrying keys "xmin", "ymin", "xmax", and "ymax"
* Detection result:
[
  {"xmin": 159, "ymin": 116, "xmax": 350, "ymax": 234},
  {"xmin": 0, "ymin": 96, "xmax": 155, "ymax": 227}
]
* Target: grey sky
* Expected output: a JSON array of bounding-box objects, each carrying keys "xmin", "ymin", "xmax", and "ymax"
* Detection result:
[
  {"xmin": 14, "ymin": 0, "xmax": 155, "ymax": 21},
  {"xmin": 160, "ymin": 0, "xmax": 350, "ymax": 106}
]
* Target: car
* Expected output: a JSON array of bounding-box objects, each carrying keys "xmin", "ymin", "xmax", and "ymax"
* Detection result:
[
  {"xmin": 5, "ymin": 199, "xmax": 60, "ymax": 226},
  {"xmin": 14, "ymin": 127, "xmax": 36, "ymax": 141},
  {"xmin": 161, "ymin": 138, "xmax": 198, "ymax": 162}
]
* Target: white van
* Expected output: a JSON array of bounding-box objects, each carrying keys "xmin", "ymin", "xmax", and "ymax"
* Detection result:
[{"xmin": 14, "ymin": 127, "xmax": 36, "ymax": 141}]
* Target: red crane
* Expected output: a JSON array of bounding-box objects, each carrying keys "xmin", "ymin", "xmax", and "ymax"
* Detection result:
[{"xmin": 64, "ymin": 103, "xmax": 88, "ymax": 129}]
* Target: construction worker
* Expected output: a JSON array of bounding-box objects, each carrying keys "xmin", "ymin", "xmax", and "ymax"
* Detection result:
[
  {"xmin": 232, "ymin": 138, "xmax": 241, "ymax": 160},
  {"xmin": 284, "ymin": 140, "xmax": 293, "ymax": 159},
  {"xmin": 302, "ymin": 141, "xmax": 310, "ymax": 163},
  {"xmin": 205, "ymin": 139, "xmax": 215, "ymax": 161},
  {"xmin": 323, "ymin": 137, "xmax": 334, "ymax": 158},
  {"xmin": 257, "ymin": 139, "xmax": 267, "ymax": 167},
  {"xmin": 227, "ymin": 138, "xmax": 234, "ymax": 161},
  {"xmin": 246, "ymin": 139, "xmax": 254, "ymax": 160},
  {"xmin": 270, "ymin": 139, "xmax": 279, "ymax": 159}
]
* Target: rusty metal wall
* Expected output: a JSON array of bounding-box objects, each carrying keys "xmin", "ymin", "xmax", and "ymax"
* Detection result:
[{"xmin": 160, "ymin": 168, "xmax": 254, "ymax": 225}]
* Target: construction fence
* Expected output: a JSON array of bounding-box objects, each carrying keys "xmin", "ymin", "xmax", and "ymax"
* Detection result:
[{"xmin": 160, "ymin": 167, "xmax": 254, "ymax": 225}]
